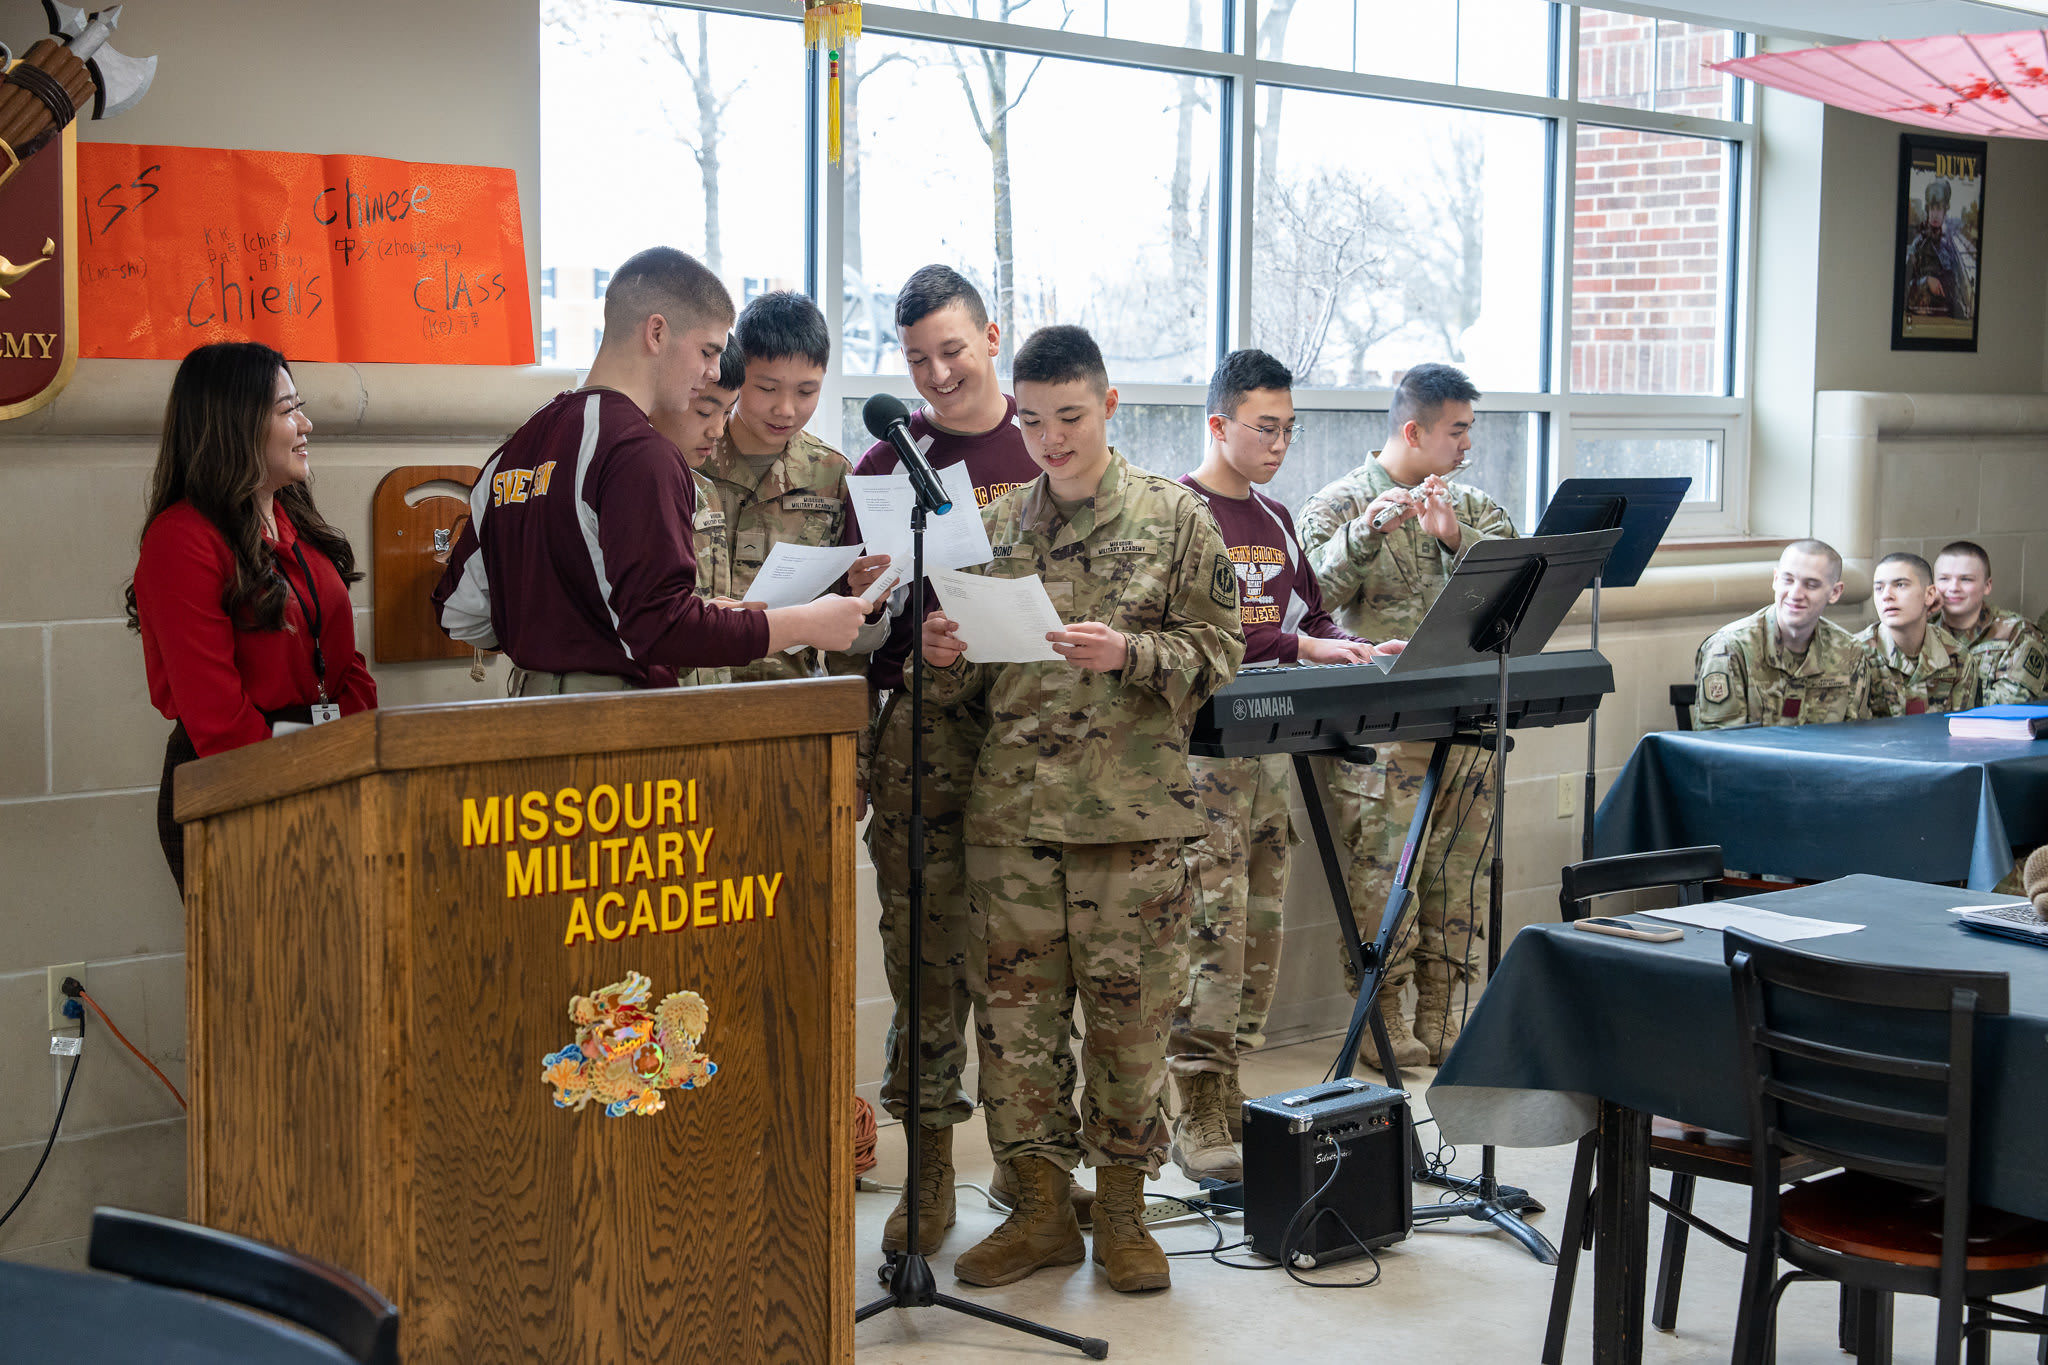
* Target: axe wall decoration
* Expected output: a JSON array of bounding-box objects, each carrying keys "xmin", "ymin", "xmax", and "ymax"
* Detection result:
[{"xmin": 0, "ymin": 2, "xmax": 156, "ymax": 190}]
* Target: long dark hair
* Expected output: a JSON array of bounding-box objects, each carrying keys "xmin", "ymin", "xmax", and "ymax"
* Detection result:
[{"xmin": 125, "ymin": 342, "xmax": 361, "ymax": 632}]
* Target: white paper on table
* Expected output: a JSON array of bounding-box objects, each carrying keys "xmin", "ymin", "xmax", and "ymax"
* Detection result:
[
  {"xmin": 1638, "ymin": 903, "xmax": 1865, "ymax": 943},
  {"xmin": 928, "ymin": 567, "xmax": 1067, "ymax": 663},
  {"xmin": 845, "ymin": 462, "xmax": 993, "ymax": 573},
  {"xmin": 743, "ymin": 540, "xmax": 866, "ymax": 610}
]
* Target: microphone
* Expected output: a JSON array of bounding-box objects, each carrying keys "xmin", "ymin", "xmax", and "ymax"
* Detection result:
[{"xmin": 862, "ymin": 392, "xmax": 953, "ymax": 516}]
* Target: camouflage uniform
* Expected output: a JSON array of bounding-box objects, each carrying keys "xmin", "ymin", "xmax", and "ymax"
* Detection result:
[
  {"xmin": 1170, "ymin": 752, "xmax": 1294, "ymax": 1077},
  {"xmin": 1949, "ymin": 607, "xmax": 2048, "ymax": 704},
  {"xmin": 1694, "ymin": 607, "xmax": 1876, "ymax": 728},
  {"xmin": 1296, "ymin": 455, "xmax": 1515, "ymax": 1010},
  {"xmin": 697, "ymin": 427, "xmax": 856, "ymax": 683},
  {"xmin": 675, "ymin": 468, "xmax": 733, "ymax": 689},
  {"xmin": 929, "ymin": 450, "xmax": 1245, "ymax": 1172},
  {"xmin": 868, "ymin": 689, "xmax": 987, "ymax": 1126},
  {"xmin": 1856, "ymin": 619, "xmax": 1981, "ymax": 717}
]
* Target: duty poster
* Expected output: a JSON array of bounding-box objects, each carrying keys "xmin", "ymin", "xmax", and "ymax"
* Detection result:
[{"xmin": 1892, "ymin": 132, "xmax": 1985, "ymax": 352}]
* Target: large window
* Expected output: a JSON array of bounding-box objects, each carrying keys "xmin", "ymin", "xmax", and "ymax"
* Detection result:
[{"xmin": 543, "ymin": 1, "xmax": 1757, "ymax": 534}]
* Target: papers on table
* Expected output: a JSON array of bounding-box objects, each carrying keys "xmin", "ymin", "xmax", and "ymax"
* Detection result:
[
  {"xmin": 845, "ymin": 462, "xmax": 993, "ymax": 573},
  {"xmin": 928, "ymin": 567, "xmax": 1066, "ymax": 663},
  {"xmin": 1638, "ymin": 903, "xmax": 1865, "ymax": 943},
  {"xmin": 743, "ymin": 540, "xmax": 866, "ymax": 609}
]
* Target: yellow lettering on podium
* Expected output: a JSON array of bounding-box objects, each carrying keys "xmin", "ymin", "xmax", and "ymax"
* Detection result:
[
  {"xmin": 626, "ymin": 889, "xmax": 658, "ymax": 936},
  {"xmin": 692, "ymin": 880, "xmax": 719, "ymax": 928},
  {"xmin": 759, "ymin": 871, "xmax": 784, "ymax": 918},
  {"xmin": 563, "ymin": 897, "xmax": 595, "ymax": 945},
  {"xmin": 595, "ymin": 891, "xmax": 626, "ymax": 940},
  {"xmin": 687, "ymin": 826, "xmax": 715, "ymax": 874},
  {"xmin": 722, "ymin": 877, "xmax": 753, "ymax": 922},
  {"xmin": 656, "ymin": 778, "xmax": 684, "ymax": 827},
  {"xmin": 623, "ymin": 781, "xmax": 654, "ymax": 830},
  {"xmin": 587, "ymin": 784, "xmax": 620, "ymax": 834},
  {"xmin": 657, "ymin": 831, "xmax": 685, "ymax": 879},
  {"xmin": 506, "ymin": 846, "xmax": 543, "ymax": 898},
  {"xmin": 553, "ymin": 787, "xmax": 584, "ymax": 838},
  {"xmin": 624, "ymin": 836, "xmax": 654, "ymax": 886},
  {"xmin": 661, "ymin": 885, "xmax": 687, "ymax": 931},
  {"xmin": 462, "ymin": 797, "xmax": 499, "ymax": 847},
  {"xmin": 519, "ymin": 791, "xmax": 550, "ymax": 841}
]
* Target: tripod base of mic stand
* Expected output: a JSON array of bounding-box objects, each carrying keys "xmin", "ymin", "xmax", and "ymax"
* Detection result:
[
  {"xmin": 1413, "ymin": 1167, "xmax": 1545, "ymax": 1214},
  {"xmin": 1411, "ymin": 1172, "xmax": 1560, "ymax": 1265},
  {"xmin": 857, "ymin": 1252, "xmax": 1110, "ymax": 1359}
]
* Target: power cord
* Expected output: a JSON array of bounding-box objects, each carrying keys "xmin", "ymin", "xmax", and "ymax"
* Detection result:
[
  {"xmin": 75, "ymin": 987, "xmax": 185, "ymax": 1110},
  {"xmin": 0, "ymin": 990, "xmax": 85, "ymax": 1231}
]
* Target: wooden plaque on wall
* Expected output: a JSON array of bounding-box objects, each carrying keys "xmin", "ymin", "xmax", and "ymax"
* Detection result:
[{"xmin": 371, "ymin": 465, "xmax": 479, "ymax": 663}]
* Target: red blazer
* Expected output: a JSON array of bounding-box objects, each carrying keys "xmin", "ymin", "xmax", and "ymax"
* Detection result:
[{"xmin": 135, "ymin": 500, "xmax": 377, "ymax": 757}]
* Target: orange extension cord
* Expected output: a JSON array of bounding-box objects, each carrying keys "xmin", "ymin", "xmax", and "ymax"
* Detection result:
[
  {"xmin": 76, "ymin": 990, "xmax": 186, "ymax": 1110},
  {"xmin": 853, "ymin": 1095, "xmax": 879, "ymax": 1176}
]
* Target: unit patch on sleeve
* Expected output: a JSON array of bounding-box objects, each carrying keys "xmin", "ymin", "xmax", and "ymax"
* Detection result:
[
  {"xmin": 1211, "ymin": 554, "xmax": 1239, "ymax": 608},
  {"xmin": 1702, "ymin": 671, "xmax": 1731, "ymax": 704}
]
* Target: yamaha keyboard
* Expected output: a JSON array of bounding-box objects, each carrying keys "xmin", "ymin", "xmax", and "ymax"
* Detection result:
[{"xmin": 1190, "ymin": 650, "xmax": 1613, "ymax": 758}]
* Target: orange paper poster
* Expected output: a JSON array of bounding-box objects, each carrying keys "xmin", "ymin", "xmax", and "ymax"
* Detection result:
[{"xmin": 76, "ymin": 144, "xmax": 534, "ymax": 366}]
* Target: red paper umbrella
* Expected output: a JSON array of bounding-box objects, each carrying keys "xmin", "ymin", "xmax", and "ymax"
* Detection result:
[{"xmin": 1713, "ymin": 31, "xmax": 2048, "ymax": 138}]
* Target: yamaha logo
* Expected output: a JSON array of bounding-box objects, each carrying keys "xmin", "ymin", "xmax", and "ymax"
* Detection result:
[
  {"xmin": 1231, "ymin": 697, "xmax": 1249, "ymax": 721},
  {"xmin": 1233, "ymin": 695, "xmax": 1295, "ymax": 720}
]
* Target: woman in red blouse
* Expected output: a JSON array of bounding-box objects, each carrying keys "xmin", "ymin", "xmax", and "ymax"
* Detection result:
[{"xmin": 127, "ymin": 342, "xmax": 377, "ymax": 891}]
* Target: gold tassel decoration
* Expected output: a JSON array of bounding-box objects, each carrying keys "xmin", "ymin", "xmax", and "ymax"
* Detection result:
[{"xmin": 802, "ymin": 2, "xmax": 861, "ymax": 163}]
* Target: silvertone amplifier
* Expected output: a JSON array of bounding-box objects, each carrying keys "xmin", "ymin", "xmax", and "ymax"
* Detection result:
[{"xmin": 1242, "ymin": 1078, "xmax": 1413, "ymax": 1265}]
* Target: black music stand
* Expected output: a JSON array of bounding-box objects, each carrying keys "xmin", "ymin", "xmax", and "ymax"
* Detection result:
[
  {"xmin": 1332, "ymin": 529, "xmax": 1620, "ymax": 1264},
  {"xmin": 1533, "ymin": 478, "xmax": 1689, "ymax": 861}
]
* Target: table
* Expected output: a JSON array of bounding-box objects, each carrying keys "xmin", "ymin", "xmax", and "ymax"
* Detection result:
[
  {"xmin": 0, "ymin": 1259, "xmax": 356, "ymax": 1362},
  {"xmin": 1592, "ymin": 715, "xmax": 2048, "ymax": 889},
  {"xmin": 1430, "ymin": 876, "xmax": 2048, "ymax": 1364}
]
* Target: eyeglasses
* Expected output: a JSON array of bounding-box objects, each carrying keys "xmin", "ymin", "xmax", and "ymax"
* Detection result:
[{"xmin": 1224, "ymin": 416, "xmax": 1304, "ymax": 447}]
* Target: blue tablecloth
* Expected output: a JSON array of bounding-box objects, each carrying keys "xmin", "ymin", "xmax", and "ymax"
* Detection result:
[
  {"xmin": 1592, "ymin": 714, "xmax": 2048, "ymax": 889},
  {"xmin": 1431, "ymin": 876, "xmax": 2048, "ymax": 1221}
]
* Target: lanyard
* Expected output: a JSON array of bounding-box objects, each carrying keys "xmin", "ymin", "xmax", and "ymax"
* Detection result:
[{"xmin": 280, "ymin": 540, "xmax": 328, "ymax": 702}]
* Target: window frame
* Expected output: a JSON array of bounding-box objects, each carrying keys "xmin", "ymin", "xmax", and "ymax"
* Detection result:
[{"xmin": 597, "ymin": 0, "xmax": 1757, "ymax": 534}]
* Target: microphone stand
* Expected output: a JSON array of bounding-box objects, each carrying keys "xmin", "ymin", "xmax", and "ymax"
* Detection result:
[{"xmin": 855, "ymin": 496, "xmax": 1107, "ymax": 1359}]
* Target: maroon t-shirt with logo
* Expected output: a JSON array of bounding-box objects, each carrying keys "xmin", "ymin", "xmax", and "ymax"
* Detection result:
[
  {"xmin": 846, "ymin": 396, "xmax": 1041, "ymax": 691},
  {"xmin": 432, "ymin": 388, "xmax": 769, "ymax": 686},
  {"xmin": 1180, "ymin": 475, "xmax": 1355, "ymax": 665}
]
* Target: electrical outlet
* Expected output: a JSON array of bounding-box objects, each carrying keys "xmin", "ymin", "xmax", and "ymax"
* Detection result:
[
  {"xmin": 1555, "ymin": 774, "xmax": 1578, "ymax": 819},
  {"xmin": 46, "ymin": 963, "xmax": 83, "ymax": 1031}
]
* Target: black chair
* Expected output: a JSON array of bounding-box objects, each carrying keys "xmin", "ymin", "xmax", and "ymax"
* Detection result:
[
  {"xmin": 1727, "ymin": 930, "xmax": 2048, "ymax": 1365},
  {"xmin": 88, "ymin": 1207, "xmax": 398, "ymax": 1365},
  {"xmin": 1543, "ymin": 846, "xmax": 1830, "ymax": 1364},
  {"xmin": 1670, "ymin": 682, "xmax": 1697, "ymax": 731}
]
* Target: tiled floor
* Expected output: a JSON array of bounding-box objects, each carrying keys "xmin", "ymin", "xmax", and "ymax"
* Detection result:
[{"xmin": 851, "ymin": 1039, "xmax": 1980, "ymax": 1364}]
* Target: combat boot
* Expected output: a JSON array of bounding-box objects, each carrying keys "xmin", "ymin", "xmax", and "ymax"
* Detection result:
[
  {"xmin": 881, "ymin": 1123, "xmax": 956, "ymax": 1255},
  {"xmin": 989, "ymin": 1159, "xmax": 1093, "ymax": 1228},
  {"xmin": 1091, "ymin": 1165, "xmax": 1170, "ymax": 1292},
  {"xmin": 953, "ymin": 1154, "xmax": 1086, "ymax": 1287},
  {"xmin": 1356, "ymin": 987, "xmax": 1428, "ymax": 1072},
  {"xmin": 1220, "ymin": 1070, "xmax": 1248, "ymax": 1142},
  {"xmin": 1169, "ymin": 1071, "xmax": 1242, "ymax": 1182},
  {"xmin": 1413, "ymin": 959, "xmax": 1475, "ymax": 1067}
]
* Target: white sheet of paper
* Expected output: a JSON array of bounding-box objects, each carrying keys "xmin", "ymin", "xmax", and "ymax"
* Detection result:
[
  {"xmin": 845, "ymin": 462, "xmax": 994, "ymax": 573},
  {"xmin": 1638, "ymin": 903, "xmax": 1865, "ymax": 943},
  {"xmin": 928, "ymin": 567, "xmax": 1067, "ymax": 663},
  {"xmin": 744, "ymin": 540, "xmax": 865, "ymax": 610}
]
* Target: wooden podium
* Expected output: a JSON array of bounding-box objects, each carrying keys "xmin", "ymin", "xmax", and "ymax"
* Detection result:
[{"xmin": 174, "ymin": 679, "xmax": 864, "ymax": 1364}]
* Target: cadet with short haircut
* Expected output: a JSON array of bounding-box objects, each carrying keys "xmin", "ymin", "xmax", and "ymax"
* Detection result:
[
  {"xmin": 648, "ymin": 343, "xmax": 747, "ymax": 688},
  {"xmin": 1296, "ymin": 363, "xmax": 1510, "ymax": 1072},
  {"xmin": 1934, "ymin": 541, "xmax": 2048, "ymax": 703},
  {"xmin": 697, "ymin": 290, "xmax": 886, "ymax": 682},
  {"xmin": 1858, "ymin": 552, "xmax": 1980, "ymax": 716},
  {"xmin": 843, "ymin": 267, "xmax": 1045, "ymax": 1258},
  {"xmin": 1170, "ymin": 348, "xmax": 1385, "ymax": 1183},
  {"xmin": 1694, "ymin": 540, "xmax": 1875, "ymax": 728},
  {"xmin": 920, "ymin": 325, "xmax": 1244, "ymax": 1295}
]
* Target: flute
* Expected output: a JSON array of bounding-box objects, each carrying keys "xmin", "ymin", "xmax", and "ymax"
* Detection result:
[{"xmin": 1370, "ymin": 459, "xmax": 1472, "ymax": 530}]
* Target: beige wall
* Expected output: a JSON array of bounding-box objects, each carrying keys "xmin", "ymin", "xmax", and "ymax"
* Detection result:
[{"xmin": 3, "ymin": 0, "xmax": 2045, "ymax": 1276}]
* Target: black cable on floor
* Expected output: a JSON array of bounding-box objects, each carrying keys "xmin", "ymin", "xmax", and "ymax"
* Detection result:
[{"xmin": 0, "ymin": 1009, "xmax": 84, "ymax": 1231}]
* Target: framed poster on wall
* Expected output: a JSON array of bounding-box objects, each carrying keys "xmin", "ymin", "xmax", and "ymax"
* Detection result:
[{"xmin": 1892, "ymin": 132, "xmax": 1985, "ymax": 352}]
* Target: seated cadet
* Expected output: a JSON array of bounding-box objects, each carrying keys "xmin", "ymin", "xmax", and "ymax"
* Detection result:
[
  {"xmin": 697, "ymin": 290, "xmax": 885, "ymax": 682},
  {"xmin": 1694, "ymin": 539, "xmax": 1874, "ymax": 728},
  {"xmin": 648, "ymin": 343, "xmax": 747, "ymax": 687},
  {"xmin": 1934, "ymin": 541, "xmax": 2048, "ymax": 703},
  {"xmin": 1858, "ymin": 552, "xmax": 1980, "ymax": 716},
  {"xmin": 920, "ymin": 325, "xmax": 1243, "ymax": 1294}
]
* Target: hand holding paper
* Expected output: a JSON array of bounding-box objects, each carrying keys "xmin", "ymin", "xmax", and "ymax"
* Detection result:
[
  {"xmin": 744, "ymin": 541, "xmax": 867, "ymax": 610},
  {"xmin": 927, "ymin": 567, "xmax": 1067, "ymax": 663}
]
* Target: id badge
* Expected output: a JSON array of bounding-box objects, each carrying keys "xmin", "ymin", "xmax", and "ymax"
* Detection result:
[{"xmin": 311, "ymin": 702, "xmax": 342, "ymax": 726}]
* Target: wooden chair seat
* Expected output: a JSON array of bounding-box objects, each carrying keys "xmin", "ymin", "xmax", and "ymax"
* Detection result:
[
  {"xmin": 1780, "ymin": 1172, "xmax": 2048, "ymax": 1271},
  {"xmin": 1650, "ymin": 1118, "xmax": 1827, "ymax": 1180}
]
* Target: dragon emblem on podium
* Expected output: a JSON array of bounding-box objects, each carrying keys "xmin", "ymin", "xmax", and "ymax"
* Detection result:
[{"xmin": 541, "ymin": 971, "xmax": 718, "ymax": 1118}]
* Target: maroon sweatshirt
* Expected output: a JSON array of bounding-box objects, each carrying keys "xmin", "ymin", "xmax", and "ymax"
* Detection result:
[
  {"xmin": 433, "ymin": 388, "xmax": 769, "ymax": 686},
  {"xmin": 1180, "ymin": 474, "xmax": 1356, "ymax": 664},
  {"xmin": 845, "ymin": 396, "xmax": 1041, "ymax": 691}
]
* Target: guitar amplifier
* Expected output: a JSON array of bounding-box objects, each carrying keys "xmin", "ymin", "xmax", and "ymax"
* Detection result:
[{"xmin": 1242, "ymin": 1078, "xmax": 1412, "ymax": 1265}]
